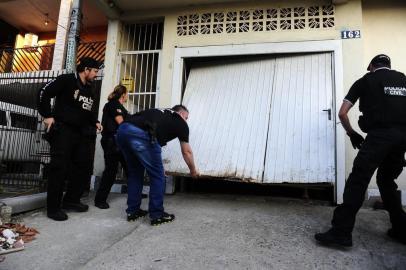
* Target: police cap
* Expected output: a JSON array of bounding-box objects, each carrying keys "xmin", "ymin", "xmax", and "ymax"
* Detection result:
[
  {"xmin": 78, "ymin": 57, "xmax": 103, "ymax": 70},
  {"xmin": 367, "ymin": 54, "xmax": 391, "ymax": 71}
]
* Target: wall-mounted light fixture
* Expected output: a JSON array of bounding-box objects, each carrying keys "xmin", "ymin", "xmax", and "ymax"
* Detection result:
[{"xmin": 44, "ymin": 13, "xmax": 49, "ymax": 26}]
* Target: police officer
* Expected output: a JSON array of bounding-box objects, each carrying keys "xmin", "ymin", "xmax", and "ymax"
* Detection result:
[
  {"xmin": 116, "ymin": 105, "xmax": 199, "ymax": 225},
  {"xmin": 315, "ymin": 54, "xmax": 406, "ymax": 247},
  {"xmin": 38, "ymin": 57, "xmax": 103, "ymax": 221},
  {"xmin": 94, "ymin": 85, "xmax": 128, "ymax": 209}
]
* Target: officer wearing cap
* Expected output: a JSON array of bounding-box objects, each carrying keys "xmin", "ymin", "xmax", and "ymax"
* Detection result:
[
  {"xmin": 38, "ymin": 57, "xmax": 103, "ymax": 221},
  {"xmin": 315, "ymin": 54, "xmax": 406, "ymax": 247}
]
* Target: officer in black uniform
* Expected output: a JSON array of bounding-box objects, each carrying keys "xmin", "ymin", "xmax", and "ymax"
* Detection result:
[
  {"xmin": 94, "ymin": 85, "xmax": 128, "ymax": 209},
  {"xmin": 38, "ymin": 57, "xmax": 103, "ymax": 221},
  {"xmin": 315, "ymin": 54, "xmax": 406, "ymax": 247}
]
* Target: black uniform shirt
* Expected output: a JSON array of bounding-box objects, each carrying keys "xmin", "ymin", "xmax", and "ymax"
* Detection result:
[
  {"xmin": 101, "ymin": 99, "xmax": 128, "ymax": 137},
  {"xmin": 37, "ymin": 73, "xmax": 98, "ymax": 127},
  {"xmin": 125, "ymin": 108, "xmax": 189, "ymax": 146},
  {"xmin": 344, "ymin": 68, "xmax": 406, "ymax": 131}
]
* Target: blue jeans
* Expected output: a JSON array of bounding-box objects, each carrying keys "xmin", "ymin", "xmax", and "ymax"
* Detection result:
[{"xmin": 116, "ymin": 123, "xmax": 165, "ymax": 219}]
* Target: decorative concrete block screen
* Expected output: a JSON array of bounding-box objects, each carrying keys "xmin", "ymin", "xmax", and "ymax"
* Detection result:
[{"xmin": 177, "ymin": 5, "xmax": 335, "ymax": 36}]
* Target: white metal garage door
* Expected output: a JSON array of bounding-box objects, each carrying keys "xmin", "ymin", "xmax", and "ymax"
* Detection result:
[{"xmin": 163, "ymin": 53, "xmax": 335, "ymax": 183}]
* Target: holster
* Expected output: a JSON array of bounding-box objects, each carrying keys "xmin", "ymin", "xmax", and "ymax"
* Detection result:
[
  {"xmin": 42, "ymin": 122, "xmax": 61, "ymax": 143},
  {"xmin": 144, "ymin": 121, "xmax": 157, "ymax": 144}
]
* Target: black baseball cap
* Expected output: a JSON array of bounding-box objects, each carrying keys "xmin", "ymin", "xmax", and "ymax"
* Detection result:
[
  {"xmin": 367, "ymin": 54, "xmax": 391, "ymax": 71},
  {"xmin": 78, "ymin": 57, "xmax": 103, "ymax": 69}
]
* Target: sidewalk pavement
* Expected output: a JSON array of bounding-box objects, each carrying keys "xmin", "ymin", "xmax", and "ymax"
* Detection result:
[{"xmin": 1, "ymin": 193, "xmax": 405, "ymax": 270}]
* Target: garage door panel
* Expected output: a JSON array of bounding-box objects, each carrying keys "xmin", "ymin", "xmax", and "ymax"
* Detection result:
[
  {"xmin": 163, "ymin": 58, "xmax": 276, "ymax": 180},
  {"xmin": 263, "ymin": 53, "xmax": 335, "ymax": 183}
]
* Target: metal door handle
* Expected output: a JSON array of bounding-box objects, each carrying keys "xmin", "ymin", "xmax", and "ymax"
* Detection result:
[{"xmin": 322, "ymin": 109, "xmax": 332, "ymax": 120}]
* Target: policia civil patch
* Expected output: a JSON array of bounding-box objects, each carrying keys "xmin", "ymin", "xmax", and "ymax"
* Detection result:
[{"xmin": 384, "ymin": 87, "xmax": 406, "ymax": 97}]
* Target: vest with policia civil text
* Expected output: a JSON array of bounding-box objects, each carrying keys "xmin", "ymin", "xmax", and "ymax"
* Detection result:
[{"xmin": 358, "ymin": 69, "xmax": 406, "ymax": 132}]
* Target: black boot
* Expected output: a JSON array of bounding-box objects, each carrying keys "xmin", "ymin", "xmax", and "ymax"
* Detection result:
[
  {"xmin": 315, "ymin": 228, "xmax": 353, "ymax": 247},
  {"xmin": 95, "ymin": 201, "xmax": 110, "ymax": 209},
  {"xmin": 62, "ymin": 201, "xmax": 89, "ymax": 212},
  {"xmin": 387, "ymin": 228, "xmax": 406, "ymax": 245},
  {"xmin": 47, "ymin": 210, "xmax": 68, "ymax": 221}
]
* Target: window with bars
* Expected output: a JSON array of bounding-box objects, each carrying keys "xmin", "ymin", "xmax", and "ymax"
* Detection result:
[{"xmin": 119, "ymin": 22, "xmax": 164, "ymax": 114}]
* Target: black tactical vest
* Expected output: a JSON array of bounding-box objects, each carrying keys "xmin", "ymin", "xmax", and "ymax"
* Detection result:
[{"xmin": 358, "ymin": 69, "xmax": 406, "ymax": 132}]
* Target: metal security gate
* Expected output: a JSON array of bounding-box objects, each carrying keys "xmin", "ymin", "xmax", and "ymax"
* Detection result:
[
  {"xmin": 112, "ymin": 22, "xmax": 163, "ymax": 182},
  {"xmin": 0, "ymin": 71, "xmax": 103, "ymax": 197},
  {"xmin": 0, "ymin": 71, "xmax": 61, "ymax": 196},
  {"xmin": 118, "ymin": 22, "xmax": 163, "ymax": 113}
]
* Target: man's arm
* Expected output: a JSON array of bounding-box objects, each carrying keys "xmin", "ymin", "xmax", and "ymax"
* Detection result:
[
  {"xmin": 338, "ymin": 100, "xmax": 364, "ymax": 149},
  {"xmin": 338, "ymin": 100, "xmax": 355, "ymax": 134},
  {"xmin": 180, "ymin": 142, "xmax": 198, "ymax": 177},
  {"xmin": 115, "ymin": 115, "xmax": 124, "ymax": 125},
  {"xmin": 37, "ymin": 77, "xmax": 63, "ymax": 131}
]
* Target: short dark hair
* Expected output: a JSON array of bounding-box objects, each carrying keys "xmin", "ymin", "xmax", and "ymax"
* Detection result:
[
  {"xmin": 77, "ymin": 57, "xmax": 102, "ymax": 72},
  {"xmin": 171, "ymin": 104, "xmax": 189, "ymax": 113}
]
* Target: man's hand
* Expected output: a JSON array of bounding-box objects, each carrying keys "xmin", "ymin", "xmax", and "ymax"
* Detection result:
[
  {"xmin": 348, "ymin": 131, "xmax": 364, "ymax": 149},
  {"xmin": 190, "ymin": 169, "xmax": 199, "ymax": 178},
  {"xmin": 43, "ymin": 117, "xmax": 55, "ymax": 132},
  {"xmin": 96, "ymin": 123, "xmax": 103, "ymax": 133}
]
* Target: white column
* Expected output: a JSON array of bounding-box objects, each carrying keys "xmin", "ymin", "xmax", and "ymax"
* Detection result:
[
  {"xmin": 93, "ymin": 20, "xmax": 122, "ymax": 178},
  {"xmin": 65, "ymin": 0, "xmax": 82, "ymax": 72},
  {"xmin": 51, "ymin": 0, "xmax": 72, "ymax": 70}
]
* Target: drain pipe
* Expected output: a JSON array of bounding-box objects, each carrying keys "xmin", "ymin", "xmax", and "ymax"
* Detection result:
[{"xmin": 0, "ymin": 193, "xmax": 46, "ymax": 215}]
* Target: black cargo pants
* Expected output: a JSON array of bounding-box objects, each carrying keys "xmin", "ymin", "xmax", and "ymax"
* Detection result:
[
  {"xmin": 47, "ymin": 123, "xmax": 95, "ymax": 213},
  {"xmin": 94, "ymin": 136, "xmax": 127, "ymax": 204},
  {"xmin": 332, "ymin": 127, "xmax": 406, "ymax": 234}
]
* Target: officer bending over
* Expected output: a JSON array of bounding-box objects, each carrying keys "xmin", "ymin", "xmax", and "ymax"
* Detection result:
[
  {"xmin": 315, "ymin": 54, "xmax": 406, "ymax": 247},
  {"xmin": 38, "ymin": 57, "xmax": 102, "ymax": 221},
  {"xmin": 116, "ymin": 105, "xmax": 198, "ymax": 226},
  {"xmin": 94, "ymin": 85, "xmax": 128, "ymax": 209}
]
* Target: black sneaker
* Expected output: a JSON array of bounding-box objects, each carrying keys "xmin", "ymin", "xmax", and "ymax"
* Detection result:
[
  {"xmin": 62, "ymin": 201, "xmax": 89, "ymax": 212},
  {"xmin": 127, "ymin": 209, "xmax": 148, "ymax": 221},
  {"xmin": 47, "ymin": 210, "xmax": 68, "ymax": 221},
  {"xmin": 151, "ymin": 212, "xmax": 175, "ymax": 226},
  {"xmin": 95, "ymin": 201, "xmax": 110, "ymax": 209},
  {"xmin": 387, "ymin": 228, "xmax": 406, "ymax": 245},
  {"xmin": 315, "ymin": 228, "xmax": 353, "ymax": 247}
]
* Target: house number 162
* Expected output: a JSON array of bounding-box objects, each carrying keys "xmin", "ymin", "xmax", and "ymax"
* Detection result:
[{"xmin": 341, "ymin": 30, "xmax": 361, "ymax": 39}]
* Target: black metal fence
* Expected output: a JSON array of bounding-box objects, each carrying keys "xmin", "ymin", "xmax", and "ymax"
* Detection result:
[{"xmin": 0, "ymin": 70, "xmax": 102, "ymax": 197}]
